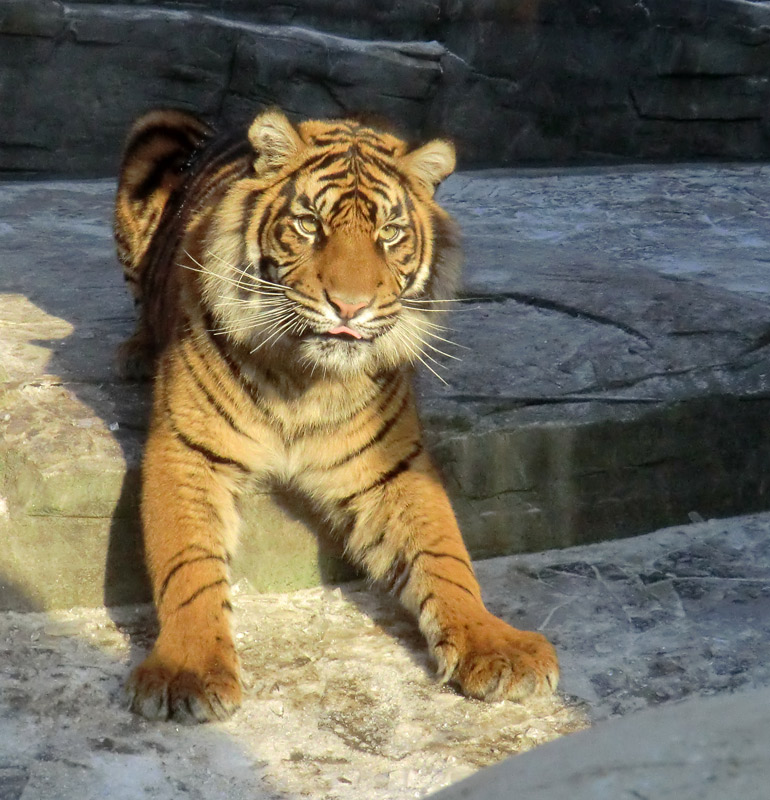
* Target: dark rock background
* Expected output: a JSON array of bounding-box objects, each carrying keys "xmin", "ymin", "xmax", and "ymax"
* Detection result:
[{"xmin": 2, "ymin": 0, "xmax": 770, "ymax": 176}]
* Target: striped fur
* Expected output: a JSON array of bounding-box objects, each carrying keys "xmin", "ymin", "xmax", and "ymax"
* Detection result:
[{"xmin": 115, "ymin": 108, "xmax": 558, "ymax": 723}]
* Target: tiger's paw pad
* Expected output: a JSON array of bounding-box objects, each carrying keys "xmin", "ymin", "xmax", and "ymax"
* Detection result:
[
  {"xmin": 437, "ymin": 616, "xmax": 559, "ymax": 702},
  {"xmin": 126, "ymin": 657, "xmax": 242, "ymax": 723}
]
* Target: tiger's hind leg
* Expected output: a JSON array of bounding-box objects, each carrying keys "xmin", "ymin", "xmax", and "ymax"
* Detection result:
[
  {"xmin": 346, "ymin": 451, "xmax": 559, "ymax": 701},
  {"xmin": 127, "ymin": 376, "xmax": 244, "ymax": 723}
]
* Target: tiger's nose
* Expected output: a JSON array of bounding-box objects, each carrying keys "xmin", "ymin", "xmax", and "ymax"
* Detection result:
[{"xmin": 327, "ymin": 294, "xmax": 370, "ymax": 321}]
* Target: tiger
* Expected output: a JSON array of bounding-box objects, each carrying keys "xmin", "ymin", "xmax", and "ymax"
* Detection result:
[{"xmin": 113, "ymin": 106, "xmax": 559, "ymax": 723}]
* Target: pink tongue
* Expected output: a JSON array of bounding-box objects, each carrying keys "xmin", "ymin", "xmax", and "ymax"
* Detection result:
[{"xmin": 327, "ymin": 325, "xmax": 363, "ymax": 339}]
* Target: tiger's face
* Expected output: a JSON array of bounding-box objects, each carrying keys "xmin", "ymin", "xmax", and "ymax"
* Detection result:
[{"xmin": 204, "ymin": 111, "xmax": 460, "ymax": 377}]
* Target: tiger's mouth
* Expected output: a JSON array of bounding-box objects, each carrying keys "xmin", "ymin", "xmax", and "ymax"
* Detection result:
[
  {"xmin": 307, "ymin": 329, "xmax": 373, "ymax": 344},
  {"xmin": 326, "ymin": 324, "xmax": 363, "ymax": 339}
]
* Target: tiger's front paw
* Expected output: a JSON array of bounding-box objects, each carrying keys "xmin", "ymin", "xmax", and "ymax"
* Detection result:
[
  {"xmin": 126, "ymin": 649, "xmax": 242, "ymax": 723},
  {"xmin": 435, "ymin": 612, "xmax": 559, "ymax": 702}
]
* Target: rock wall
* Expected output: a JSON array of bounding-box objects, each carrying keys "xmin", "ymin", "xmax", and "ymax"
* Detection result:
[{"xmin": 2, "ymin": 0, "xmax": 770, "ymax": 174}]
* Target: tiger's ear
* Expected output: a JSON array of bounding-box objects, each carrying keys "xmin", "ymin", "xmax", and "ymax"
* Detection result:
[
  {"xmin": 248, "ymin": 109, "xmax": 304, "ymax": 177},
  {"xmin": 401, "ymin": 139, "xmax": 456, "ymax": 195}
]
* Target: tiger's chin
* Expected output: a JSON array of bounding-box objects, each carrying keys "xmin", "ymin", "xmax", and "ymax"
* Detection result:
[{"xmin": 298, "ymin": 334, "xmax": 381, "ymax": 375}]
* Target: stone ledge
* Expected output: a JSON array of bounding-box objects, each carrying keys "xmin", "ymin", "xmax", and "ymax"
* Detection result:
[{"xmin": 2, "ymin": 164, "xmax": 770, "ymax": 610}]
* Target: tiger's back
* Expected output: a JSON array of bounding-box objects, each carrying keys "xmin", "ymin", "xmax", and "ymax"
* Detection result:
[{"xmin": 114, "ymin": 107, "xmax": 559, "ymax": 723}]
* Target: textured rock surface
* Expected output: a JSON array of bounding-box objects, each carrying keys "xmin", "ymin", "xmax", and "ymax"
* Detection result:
[
  {"xmin": 432, "ymin": 685, "xmax": 770, "ymax": 799},
  {"xmin": 3, "ymin": 163, "xmax": 770, "ymax": 608},
  {"xmin": 2, "ymin": 0, "xmax": 770, "ymax": 175},
  {"xmin": 0, "ymin": 512, "xmax": 768, "ymax": 799}
]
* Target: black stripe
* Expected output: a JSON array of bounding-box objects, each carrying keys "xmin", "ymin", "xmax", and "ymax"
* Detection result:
[
  {"xmin": 422, "ymin": 211, "xmax": 455, "ymax": 299},
  {"xmin": 358, "ymin": 167, "xmax": 391, "ymax": 190},
  {"xmin": 277, "ymin": 176, "xmax": 299, "ymax": 201},
  {"xmin": 358, "ymin": 530, "xmax": 386, "ymax": 557},
  {"xmin": 329, "ymin": 391, "xmax": 409, "ymax": 469},
  {"xmin": 363, "ymin": 140, "xmax": 398, "ymax": 158},
  {"xmin": 411, "ymin": 550, "xmax": 475, "ymax": 576},
  {"xmin": 202, "ymin": 310, "xmax": 245, "ymax": 377},
  {"xmin": 318, "ymin": 371, "xmax": 400, "ymax": 448},
  {"xmin": 427, "ymin": 573, "xmax": 477, "ymax": 599},
  {"xmin": 157, "ymin": 362, "xmax": 249, "ymax": 475},
  {"xmin": 315, "ymin": 167, "xmax": 349, "ymax": 184},
  {"xmin": 159, "ymin": 555, "xmax": 228, "ymax": 604},
  {"xmin": 419, "ymin": 592, "xmax": 436, "ymax": 614},
  {"xmin": 385, "ymin": 558, "xmax": 410, "ymax": 594},
  {"xmin": 177, "ymin": 578, "xmax": 229, "ymax": 609},
  {"xmin": 361, "ymin": 151, "xmax": 403, "ymax": 180},
  {"xmin": 301, "ymin": 149, "xmax": 346, "ymax": 173},
  {"xmin": 239, "ymin": 187, "xmax": 262, "ymax": 236},
  {"xmin": 204, "ymin": 329, "xmax": 271, "ymax": 414},
  {"xmin": 164, "ymin": 543, "xmax": 226, "ymax": 568},
  {"xmin": 123, "ymin": 123, "xmax": 203, "ymax": 169},
  {"xmin": 179, "ymin": 343, "xmax": 249, "ymax": 439},
  {"xmin": 277, "ymin": 260, "xmax": 304, "ymax": 281},
  {"xmin": 313, "ymin": 182, "xmax": 343, "ymax": 204},
  {"xmin": 361, "ymin": 183, "xmax": 391, "ymax": 204},
  {"xmin": 327, "ymin": 188, "xmax": 357, "ymax": 218},
  {"xmin": 201, "ymin": 321, "xmax": 292, "ymax": 434},
  {"xmin": 401, "ymin": 192, "xmax": 426, "ymax": 283},
  {"xmin": 339, "ymin": 442, "xmax": 423, "ymax": 506},
  {"xmin": 311, "ymin": 127, "xmax": 352, "ymax": 145},
  {"xmin": 170, "ymin": 422, "xmax": 250, "ymax": 473},
  {"xmin": 131, "ymin": 150, "xmax": 188, "ymax": 202}
]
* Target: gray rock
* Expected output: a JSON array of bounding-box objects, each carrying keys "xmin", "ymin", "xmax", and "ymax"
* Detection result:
[
  {"xmin": 2, "ymin": 0, "xmax": 770, "ymax": 175},
  {"xmin": 2, "ymin": 163, "xmax": 770, "ymax": 608},
  {"xmin": 429, "ymin": 685, "xmax": 770, "ymax": 799}
]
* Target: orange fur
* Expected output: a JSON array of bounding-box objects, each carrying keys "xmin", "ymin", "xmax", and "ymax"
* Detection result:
[{"xmin": 114, "ymin": 108, "xmax": 558, "ymax": 722}]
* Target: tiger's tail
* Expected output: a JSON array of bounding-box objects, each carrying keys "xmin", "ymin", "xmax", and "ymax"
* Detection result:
[{"xmin": 114, "ymin": 109, "xmax": 213, "ymax": 291}]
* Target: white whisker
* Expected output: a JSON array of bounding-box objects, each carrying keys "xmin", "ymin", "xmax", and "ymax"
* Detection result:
[
  {"xmin": 414, "ymin": 353, "xmax": 449, "ymax": 385},
  {"xmin": 181, "ymin": 252, "xmax": 285, "ymax": 299},
  {"xmin": 215, "ymin": 303, "xmax": 292, "ymax": 316},
  {"xmin": 401, "ymin": 296, "xmax": 468, "ymax": 304},
  {"xmin": 406, "ymin": 317, "xmax": 470, "ymax": 352},
  {"xmin": 249, "ymin": 314, "xmax": 299, "ymax": 354},
  {"xmin": 205, "ymin": 250, "xmax": 287, "ymax": 292},
  {"xmin": 215, "ymin": 296, "xmax": 292, "ymax": 309},
  {"xmin": 209, "ymin": 312, "xmax": 287, "ymax": 336},
  {"xmin": 401, "ymin": 304, "xmax": 453, "ymax": 314},
  {"xmin": 404, "ymin": 316, "xmax": 451, "ymax": 332},
  {"xmin": 403, "ymin": 319, "xmax": 462, "ymax": 361},
  {"xmin": 389, "ymin": 321, "xmax": 449, "ymax": 385},
  {"xmin": 180, "ymin": 256, "xmax": 257, "ymax": 293}
]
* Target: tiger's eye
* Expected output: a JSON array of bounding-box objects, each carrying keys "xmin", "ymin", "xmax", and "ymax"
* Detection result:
[
  {"xmin": 379, "ymin": 224, "xmax": 402, "ymax": 243},
  {"xmin": 296, "ymin": 215, "xmax": 319, "ymax": 235}
]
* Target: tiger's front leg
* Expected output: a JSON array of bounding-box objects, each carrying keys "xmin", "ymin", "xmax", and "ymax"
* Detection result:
[
  {"xmin": 348, "ymin": 452, "xmax": 559, "ymax": 701},
  {"xmin": 126, "ymin": 382, "xmax": 244, "ymax": 723}
]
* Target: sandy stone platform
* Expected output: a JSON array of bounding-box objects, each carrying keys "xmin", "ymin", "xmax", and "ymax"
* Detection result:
[{"xmin": 1, "ymin": 512, "xmax": 768, "ymax": 799}]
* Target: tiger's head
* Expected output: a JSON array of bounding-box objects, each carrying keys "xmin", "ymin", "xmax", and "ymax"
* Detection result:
[{"xmin": 203, "ymin": 109, "xmax": 461, "ymax": 377}]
